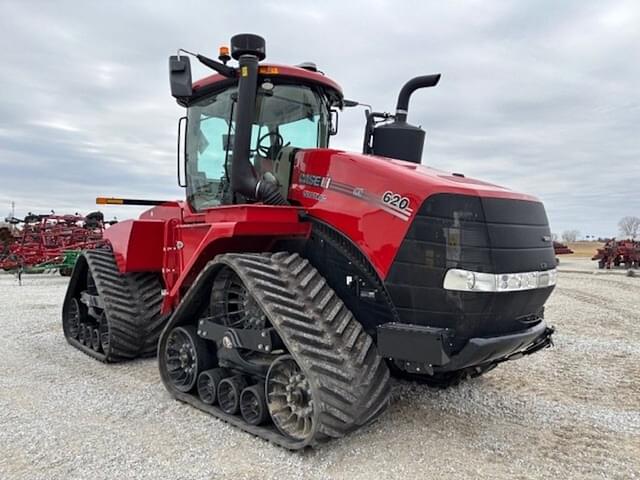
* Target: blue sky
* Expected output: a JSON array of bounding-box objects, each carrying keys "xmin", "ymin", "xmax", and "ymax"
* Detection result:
[{"xmin": 0, "ymin": 0, "xmax": 638, "ymax": 238}]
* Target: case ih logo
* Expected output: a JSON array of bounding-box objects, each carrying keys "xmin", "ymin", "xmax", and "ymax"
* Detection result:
[{"xmin": 298, "ymin": 173, "xmax": 331, "ymax": 188}]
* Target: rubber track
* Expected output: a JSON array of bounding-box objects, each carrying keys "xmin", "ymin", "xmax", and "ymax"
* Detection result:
[
  {"xmin": 63, "ymin": 249, "xmax": 165, "ymax": 362},
  {"xmin": 127, "ymin": 272, "xmax": 166, "ymax": 357},
  {"xmin": 159, "ymin": 252, "xmax": 391, "ymax": 449}
]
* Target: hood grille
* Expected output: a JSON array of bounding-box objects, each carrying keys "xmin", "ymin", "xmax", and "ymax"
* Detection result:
[{"xmin": 384, "ymin": 193, "xmax": 556, "ymax": 339}]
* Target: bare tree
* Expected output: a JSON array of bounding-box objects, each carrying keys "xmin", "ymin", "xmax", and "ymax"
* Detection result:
[
  {"xmin": 619, "ymin": 216, "xmax": 640, "ymax": 239},
  {"xmin": 562, "ymin": 230, "xmax": 580, "ymax": 243}
]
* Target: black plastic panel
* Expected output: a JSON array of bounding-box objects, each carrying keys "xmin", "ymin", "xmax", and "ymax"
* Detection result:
[
  {"xmin": 385, "ymin": 193, "xmax": 556, "ymax": 340},
  {"xmin": 303, "ymin": 221, "xmax": 398, "ymax": 336},
  {"xmin": 377, "ymin": 323, "xmax": 450, "ymax": 365}
]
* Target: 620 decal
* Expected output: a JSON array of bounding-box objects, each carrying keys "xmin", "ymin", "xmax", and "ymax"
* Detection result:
[
  {"xmin": 382, "ymin": 191, "xmax": 410, "ymax": 210},
  {"xmin": 381, "ymin": 191, "xmax": 413, "ymax": 219}
]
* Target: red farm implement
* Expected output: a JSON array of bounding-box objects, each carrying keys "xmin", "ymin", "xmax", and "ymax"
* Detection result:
[
  {"xmin": 552, "ymin": 241, "xmax": 573, "ymax": 264},
  {"xmin": 592, "ymin": 239, "xmax": 640, "ymax": 269},
  {"xmin": 553, "ymin": 241, "xmax": 573, "ymax": 255},
  {"xmin": 0, "ymin": 212, "xmax": 107, "ymax": 275}
]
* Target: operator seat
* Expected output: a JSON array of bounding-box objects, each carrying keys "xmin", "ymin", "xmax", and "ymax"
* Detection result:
[{"xmin": 256, "ymin": 145, "xmax": 299, "ymax": 199}]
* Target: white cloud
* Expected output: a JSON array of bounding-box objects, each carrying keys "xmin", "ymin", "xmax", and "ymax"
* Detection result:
[{"xmin": 29, "ymin": 120, "xmax": 81, "ymax": 132}]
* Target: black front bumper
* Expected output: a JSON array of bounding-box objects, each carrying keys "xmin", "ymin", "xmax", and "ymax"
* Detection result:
[{"xmin": 377, "ymin": 320, "xmax": 554, "ymax": 373}]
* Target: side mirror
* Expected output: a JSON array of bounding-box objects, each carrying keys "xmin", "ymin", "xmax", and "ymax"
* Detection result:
[
  {"xmin": 330, "ymin": 109, "xmax": 339, "ymax": 136},
  {"xmin": 177, "ymin": 116, "xmax": 188, "ymax": 187},
  {"xmin": 169, "ymin": 56, "xmax": 193, "ymax": 98}
]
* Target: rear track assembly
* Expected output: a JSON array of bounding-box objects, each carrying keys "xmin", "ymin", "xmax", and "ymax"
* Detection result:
[{"xmin": 61, "ymin": 249, "xmax": 166, "ymax": 362}]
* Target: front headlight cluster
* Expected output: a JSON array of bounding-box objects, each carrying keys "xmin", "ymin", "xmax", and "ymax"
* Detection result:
[{"xmin": 443, "ymin": 268, "xmax": 557, "ymax": 292}]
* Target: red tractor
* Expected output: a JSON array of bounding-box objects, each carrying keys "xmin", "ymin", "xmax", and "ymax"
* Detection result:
[{"xmin": 62, "ymin": 34, "xmax": 557, "ymax": 448}]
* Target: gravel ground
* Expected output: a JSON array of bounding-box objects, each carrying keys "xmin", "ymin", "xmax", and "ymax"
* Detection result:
[{"xmin": 0, "ymin": 267, "xmax": 638, "ymax": 480}]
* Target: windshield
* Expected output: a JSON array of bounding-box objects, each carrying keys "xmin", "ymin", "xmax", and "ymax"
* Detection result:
[{"xmin": 186, "ymin": 82, "xmax": 330, "ymax": 210}]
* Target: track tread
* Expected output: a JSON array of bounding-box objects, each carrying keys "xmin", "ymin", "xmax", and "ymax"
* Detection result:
[
  {"xmin": 128, "ymin": 271, "xmax": 166, "ymax": 357},
  {"xmin": 222, "ymin": 252, "xmax": 391, "ymax": 444},
  {"xmin": 85, "ymin": 250, "xmax": 142, "ymax": 360},
  {"xmin": 62, "ymin": 249, "xmax": 166, "ymax": 362}
]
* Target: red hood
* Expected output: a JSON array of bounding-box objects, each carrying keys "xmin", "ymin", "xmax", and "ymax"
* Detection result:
[
  {"xmin": 296, "ymin": 148, "xmax": 539, "ymax": 203},
  {"xmin": 374, "ymin": 153, "xmax": 537, "ymax": 202},
  {"xmin": 290, "ymin": 148, "xmax": 543, "ymax": 277}
]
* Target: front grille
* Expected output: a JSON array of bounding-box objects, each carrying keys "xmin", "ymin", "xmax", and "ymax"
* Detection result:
[{"xmin": 384, "ymin": 193, "xmax": 555, "ymax": 339}]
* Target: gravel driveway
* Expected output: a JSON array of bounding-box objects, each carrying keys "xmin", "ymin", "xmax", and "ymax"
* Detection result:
[{"xmin": 0, "ymin": 266, "xmax": 638, "ymax": 480}]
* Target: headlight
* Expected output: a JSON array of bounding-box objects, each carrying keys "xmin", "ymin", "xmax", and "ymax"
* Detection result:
[{"xmin": 443, "ymin": 268, "xmax": 557, "ymax": 292}]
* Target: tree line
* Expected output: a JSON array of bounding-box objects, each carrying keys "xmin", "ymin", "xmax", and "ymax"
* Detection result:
[{"xmin": 556, "ymin": 216, "xmax": 639, "ymax": 243}]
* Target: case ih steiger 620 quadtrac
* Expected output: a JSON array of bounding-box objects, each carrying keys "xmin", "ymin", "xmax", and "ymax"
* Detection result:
[{"xmin": 62, "ymin": 34, "xmax": 557, "ymax": 448}]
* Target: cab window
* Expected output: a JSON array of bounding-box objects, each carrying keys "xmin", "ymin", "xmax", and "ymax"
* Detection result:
[{"xmin": 185, "ymin": 82, "xmax": 330, "ymax": 211}]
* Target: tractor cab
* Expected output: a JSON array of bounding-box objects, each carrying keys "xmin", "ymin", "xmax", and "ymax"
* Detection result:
[
  {"xmin": 185, "ymin": 77, "xmax": 335, "ymax": 210},
  {"xmin": 170, "ymin": 34, "xmax": 443, "ymax": 214},
  {"xmin": 170, "ymin": 35, "xmax": 343, "ymax": 211}
]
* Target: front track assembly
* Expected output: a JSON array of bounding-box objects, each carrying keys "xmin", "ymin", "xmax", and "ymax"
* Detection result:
[
  {"xmin": 61, "ymin": 249, "xmax": 166, "ymax": 362},
  {"xmin": 158, "ymin": 252, "xmax": 391, "ymax": 449}
]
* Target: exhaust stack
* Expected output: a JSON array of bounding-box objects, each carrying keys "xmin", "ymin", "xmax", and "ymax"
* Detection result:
[{"xmin": 372, "ymin": 74, "xmax": 441, "ymax": 163}]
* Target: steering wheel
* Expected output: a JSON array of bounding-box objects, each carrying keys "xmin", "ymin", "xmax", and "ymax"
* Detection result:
[{"xmin": 256, "ymin": 131, "xmax": 286, "ymax": 158}]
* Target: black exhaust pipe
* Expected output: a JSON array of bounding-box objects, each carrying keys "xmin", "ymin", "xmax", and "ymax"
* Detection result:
[
  {"xmin": 394, "ymin": 74, "xmax": 440, "ymax": 122},
  {"xmin": 371, "ymin": 74, "xmax": 441, "ymax": 163},
  {"xmin": 229, "ymin": 34, "xmax": 286, "ymax": 205}
]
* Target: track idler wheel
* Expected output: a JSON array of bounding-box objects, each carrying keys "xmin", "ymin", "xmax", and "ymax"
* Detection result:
[
  {"xmin": 217, "ymin": 375, "xmax": 248, "ymax": 415},
  {"xmin": 266, "ymin": 355, "xmax": 315, "ymax": 441},
  {"xmin": 197, "ymin": 368, "xmax": 230, "ymax": 405},
  {"xmin": 240, "ymin": 384, "xmax": 269, "ymax": 426},
  {"xmin": 164, "ymin": 325, "xmax": 214, "ymax": 393},
  {"xmin": 63, "ymin": 298, "xmax": 84, "ymax": 340}
]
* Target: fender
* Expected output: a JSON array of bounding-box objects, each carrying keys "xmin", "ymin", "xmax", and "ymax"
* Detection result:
[
  {"xmin": 104, "ymin": 219, "xmax": 166, "ymax": 272},
  {"xmin": 162, "ymin": 205, "xmax": 309, "ymax": 313},
  {"xmin": 103, "ymin": 205, "xmax": 310, "ymax": 314}
]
